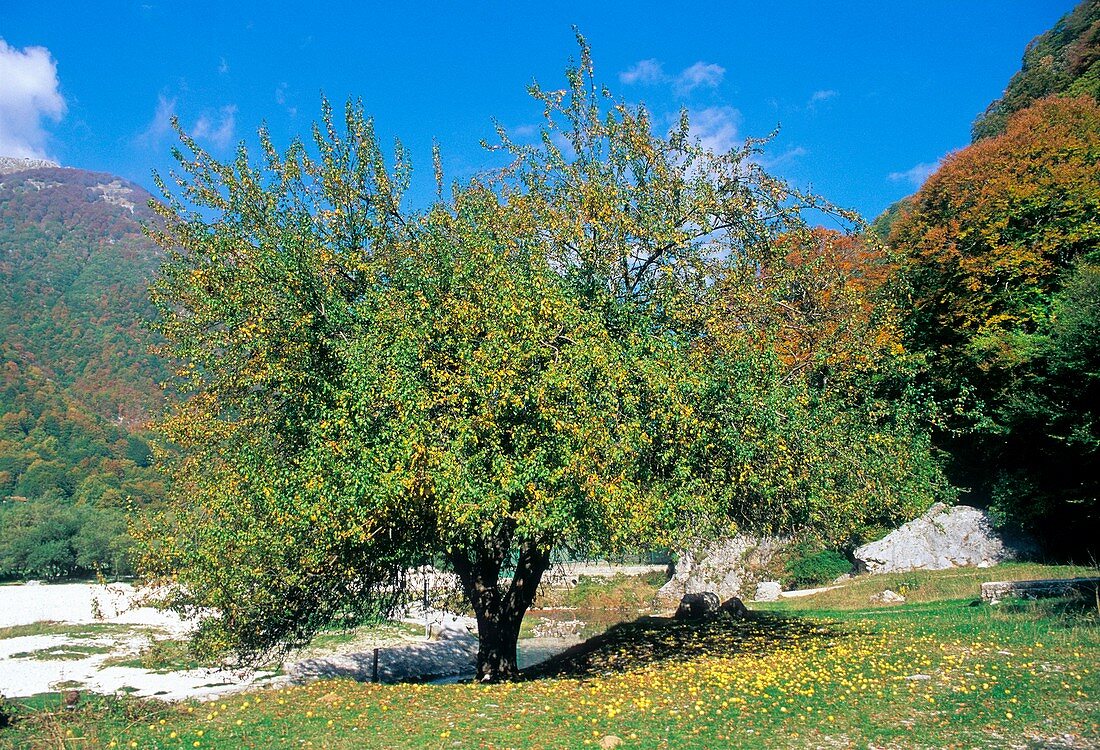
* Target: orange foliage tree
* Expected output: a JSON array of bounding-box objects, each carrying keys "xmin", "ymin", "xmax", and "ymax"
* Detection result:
[
  {"xmin": 890, "ymin": 96, "xmax": 1100, "ymax": 550},
  {"xmin": 717, "ymin": 227, "xmax": 900, "ymax": 388}
]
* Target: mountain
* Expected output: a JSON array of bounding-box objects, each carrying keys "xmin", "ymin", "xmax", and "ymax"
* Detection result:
[
  {"xmin": 0, "ymin": 158, "xmax": 168, "ymax": 578},
  {"xmin": 972, "ymin": 0, "xmax": 1100, "ymax": 139},
  {"xmin": 0, "ymin": 161, "xmax": 165, "ymax": 425}
]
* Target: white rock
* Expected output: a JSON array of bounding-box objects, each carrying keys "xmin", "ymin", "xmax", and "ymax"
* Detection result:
[
  {"xmin": 657, "ymin": 536, "xmax": 783, "ymax": 604},
  {"xmin": 870, "ymin": 589, "xmax": 906, "ymax": 604},
  {"xmin": 854, "ymin": 504, "xmax": 1028, "ymax": 575},
  {"xmin": 0, "ymin": 156, "xmax": 60, "ymax": 175},
  {"xmin": 754, "ymin": 581, "xmax": 782, "ymax": 602}
]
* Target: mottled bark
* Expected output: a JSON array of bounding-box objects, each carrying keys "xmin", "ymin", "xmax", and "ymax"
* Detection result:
[{"xmin": 450, "ymin": 541, "xmax": 550, "ymax": 682}]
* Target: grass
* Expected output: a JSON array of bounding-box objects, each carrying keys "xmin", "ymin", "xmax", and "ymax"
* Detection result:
[
  {"xmin": 0, "ymin": 621, "xmax": 137, "ymax": 640},
  {"xmin": 519, "ymin": 571, "xmax": 671, "ymax": 638},
  {"xmin": 306, "ymin": 621, "xmax": 425, "ymax": 652},
  {"xmin": 1, "ymin": 565, "xmax": 1096, "ymax": 749},
  {"xmin": 533, "ymin": 571, "xmax": 670, "ymax": 611},
  {"xmin": 102, "ymin": 638, "xmax": 210, "ymax": 673},
  {"xmin": 776, "ymin": 562, "xmax": 1096, "ymax": 610},
  {"xmin": 9, "ymin": 644, "xmax": 114, "ymax": 661}
]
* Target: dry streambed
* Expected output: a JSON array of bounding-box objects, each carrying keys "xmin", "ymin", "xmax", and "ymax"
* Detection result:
[
  {"xmin": 0, "ymin": 582, "xmax": 595, "ymax": 700},
  {"xmin": 0, "ymin": 583, "xmax": 287, "ymax": 700}
]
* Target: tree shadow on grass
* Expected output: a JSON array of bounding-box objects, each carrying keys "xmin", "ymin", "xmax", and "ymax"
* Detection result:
[
  {"xmin": 995, "ymin": 591, "xmax": 1100, "ymax": 628},
  {"xmin": 521, "ymin": 611, "xmax": 845, "ymax": 681},
  {"xmin": 289, "ymin": 634, "xmax": 479, "ymax": 684}
]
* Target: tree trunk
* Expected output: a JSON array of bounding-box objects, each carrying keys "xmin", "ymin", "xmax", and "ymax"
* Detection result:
[{"xmin": 450, "ymin": 541, "xmax": 550, "ymax": 682}]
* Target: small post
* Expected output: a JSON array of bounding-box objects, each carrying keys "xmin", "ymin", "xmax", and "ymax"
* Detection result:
[
  {"xmin": 372, "ymin": 647, "xmax": 379, "ymax": 683},
  {"xmin": 424, "ymin": 575, "xmax": 430, "ymax": 640}
]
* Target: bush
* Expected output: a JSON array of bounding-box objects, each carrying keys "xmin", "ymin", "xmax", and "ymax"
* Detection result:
[{"xmin": 785, "ymin": 549, "xmax": 851, "ymax": 589}]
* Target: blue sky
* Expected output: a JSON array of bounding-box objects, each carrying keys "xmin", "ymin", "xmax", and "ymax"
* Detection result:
[{"xmin": 0, "ymin": 1, "xmax": 1077, "ymax": 221}]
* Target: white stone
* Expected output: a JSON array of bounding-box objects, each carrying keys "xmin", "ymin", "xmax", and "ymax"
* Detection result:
[
  {"xmin": 870, "ymin": 589, "xmax": 906, "ymax": 604},
  {"xmin": 657, "ymin": 536, "xmax": 783, "ymax": 604},
  {"xmin": 854, "ymin": 504, "xmax": 1026, "ymax": 575},
  {"xmin": 754, "ymin": 581, "xmax": 782, "ymax": 602}
]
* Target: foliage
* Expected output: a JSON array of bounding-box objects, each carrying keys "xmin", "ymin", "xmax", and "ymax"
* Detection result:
[
  {"xmin": 0, "ymin": 355, "xmax": 162, "ymax": 579},
  {"xmin": 142, "ymin": 39, "xmax": 946, "ymax": 681},
  {"xmin": 719, "ymin": 228, "xmax": 898, "ymax": 381},
  {"xmin": 783, "ymin": 547, "xmax": 850, "ymax": 589},
  {"xmin": 973, "ymin": 0, "xmax": 1100, "ymax": 140},
  {"xmin": 0, "ymin": 168, "xmax": 166, "ymax": 426},
  {"xmin": 0, "ymin": 166, "xmax": 168, "ymax": 578},
  {"xmin": 889, "ymin": 96, "xmax": 1100, "ymax": 552}
]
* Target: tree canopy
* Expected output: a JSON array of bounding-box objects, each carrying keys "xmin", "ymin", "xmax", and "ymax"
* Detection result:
[
  {"xmin": 890, "ymin": 95, "xmax": 1100, "ymax": 553},
  {"xmin": 972, "ymin": 0, "xmax": 1100, "ymax": 140},
  {"xmin": 142, "ymin": 41, "xmax": 945, "ymax": 680}
]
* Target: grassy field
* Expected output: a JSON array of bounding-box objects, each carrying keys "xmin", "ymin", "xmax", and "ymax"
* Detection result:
[{"xmin": 2, "ymin": 565, "xmax": 1097, "ymax": 749}]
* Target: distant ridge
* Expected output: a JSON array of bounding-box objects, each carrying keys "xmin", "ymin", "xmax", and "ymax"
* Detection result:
[
  {"xmin": 0, "ymin": 158, "xmax": 168, "ymax": 578},
  {"xmin": 0, "ymin": 155, "xmax": 62, "ymax": 175}
]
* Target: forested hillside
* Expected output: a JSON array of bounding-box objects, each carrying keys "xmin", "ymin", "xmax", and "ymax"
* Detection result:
[
  {"xmin": 972, "ymin": 0, "xmax": 1100, "ymax": 139},
  {"xmin": 882, "ymin": 0, "xmax": 1100, "ymax": 556},
  {"xmin": 0, "ymin": 161, "xmax": 167, "ymax": 578}
]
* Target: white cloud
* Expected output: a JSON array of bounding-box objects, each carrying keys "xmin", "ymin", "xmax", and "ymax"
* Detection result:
[
  {"xmin": 0, "ymin": 39, "xmax": 66, "ymax": 159},
  {"xmin": 674, "ymin": 62, "xmax": 725, "ymax": 95},
  {"xmin": 807, "ymin": 89, "xmax": 837, "ymax": 106},
  {"xmin": 760, "ymin": 145, "xmax": 807, "ymax": 169},
  {"xmin": 620, "ymin": 59, "xmax": 726, "ymax": 96},
  {"xmin": 888, "ymin": 161, "xmax": 939, "ymax": 188},
  {"xmin": 218, "ymin": 57, "xmax": 229, "ymax": 74},
  {"xmin": 619, "ymin": 59, "xmax": 665, "ymax": 86},
  {"xmin": 687, "ymin": 106, "xmax": 741, "ymax": 154},
  {"xmin": 137, "ymin": 94, "xmax": 176, "ymax": 149},
  {"xmin": 192, "ymin": 105, "xmax": 237, "ymax": 149}
]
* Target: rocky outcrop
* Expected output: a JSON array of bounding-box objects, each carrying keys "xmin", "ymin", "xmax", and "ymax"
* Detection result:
[
  {"xmin": 657, "ymin": 536, "xmax": 783, "ymax": 604},
  {"xmin": 0, "ymin": 155, "xmax": 60, "ymax": 175},
  {"xmin": 854, "ymin": 503, "xmax": 1029, "ymax": 575}
]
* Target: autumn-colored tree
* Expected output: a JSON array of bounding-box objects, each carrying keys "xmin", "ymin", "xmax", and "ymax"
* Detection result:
[
  {"xmin": 890, "ymin": 95, "xmax": 1100, "ymax": 552},
  {"xmin": 143, "ymin": 42, "xmax": 945, "ymax": 680},
  {"xmin": 972, "ymin": 0, "xmax": 1100, "ymax": 140},
  {"xmin": 718, "ymin": 227, "xmax": 900, "ymax": 386}
]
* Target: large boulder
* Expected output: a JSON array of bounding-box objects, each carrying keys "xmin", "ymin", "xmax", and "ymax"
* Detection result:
[
  {"xmin": 674, "ymin": 592, "xmax": 720, "ymax": 619},
  {"xmin": 657, "ymin": 536, "xmax": 783, "ymax": 605},
  {"xmin": 719, "ymin": 596, "xmax": 749, "ymax": 619},
  {"xmin": 854, "ymin": 503, "xmax": 1029, "ymax": 575}
]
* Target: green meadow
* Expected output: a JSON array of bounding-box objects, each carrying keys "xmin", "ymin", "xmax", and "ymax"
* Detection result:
[{"xmin": 3, "ymin": 565, "xmax": 1096, "ymax": 750}]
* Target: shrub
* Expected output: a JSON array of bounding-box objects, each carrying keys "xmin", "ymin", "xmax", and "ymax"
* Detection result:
[{"xmin": 785, "ymin": 549, "xmax": 851, "ymax": 589}]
